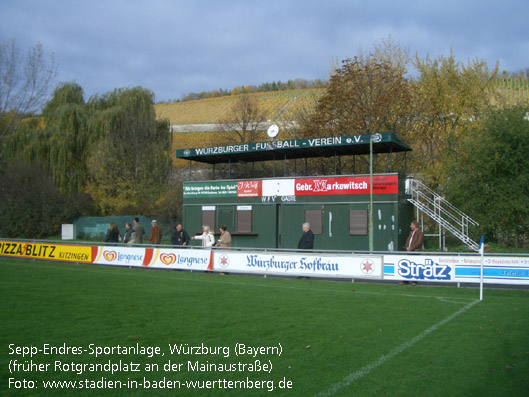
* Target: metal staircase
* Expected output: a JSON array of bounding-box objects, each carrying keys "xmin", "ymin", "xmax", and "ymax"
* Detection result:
[{"xmin": 405, "ymin": 177, "xmax": 480, "ymax": 251}]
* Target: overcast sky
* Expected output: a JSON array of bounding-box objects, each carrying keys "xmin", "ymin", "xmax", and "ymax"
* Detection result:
[{"xmin": 1, "ymin": 0, "xmax": 528, "ymax": 103}]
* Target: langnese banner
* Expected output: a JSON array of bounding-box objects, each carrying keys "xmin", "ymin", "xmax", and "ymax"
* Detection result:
[
  {"xmin": 93, "ymin": 246, "xmax": 150, "ymax": 267},
  {"xmin": 92, "ymin": 246, "xmax": 213, "ymax": 271},
  {"xmin": 148, "ymin": 248, "xmax": 212, "ymax": 271}
]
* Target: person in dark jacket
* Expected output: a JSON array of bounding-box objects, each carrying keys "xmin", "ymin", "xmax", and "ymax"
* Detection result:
[
  {"xmin": 172, "ymin": 224, "xmax": 190, "ymax": 247},
  {"xmin": 123, "ymin": 222, "xmax": 135, "ymax": 244},
  {"xmin": 297, "ymin": 222, "xmax": 314, "ymax": 250},
  {"xmin": 105, "ymin": 223, "xmax": 120, "ymax": 243}
]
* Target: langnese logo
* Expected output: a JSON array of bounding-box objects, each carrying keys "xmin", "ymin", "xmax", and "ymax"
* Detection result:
[
  {"xmin": 103, "ymin": 251, "xmax": 117, "ymax": 262},
  {"xmin": 397, "ymin": 258, "xmax": 451, "ymax": 280},
  {"xmin": 160, "ymin": 253, "xmax": 177, "ymax": 265},
  {"xmin": 360, "ymin": 259, "xmax": 375, "ymax": 275}
]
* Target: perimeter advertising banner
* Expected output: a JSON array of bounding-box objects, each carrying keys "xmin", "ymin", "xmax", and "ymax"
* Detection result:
[
  {"xmin": 0, "ymin": 240, "xmax": 94, "ymax": 263},
  {"xmin": 93, "ymin": 247, "xmax": 150, "ymax": 267},
  {"xmin": 92, "ymin": 246, "xmax": 213, "ymax": 271},
  {"xmin": 384, "ymin": 254, "xmax": 529, "ymax": 285},
  {"xmin": 3, "ymin": 240, "xmax": 528, "ymax": 285},
  {"xmin": 147, "ymin": 248, "xmax": 212, "ymax": 271},
  {"xmin": 212, "ymin": 251, "xmax": 383, "ymax": 278}
]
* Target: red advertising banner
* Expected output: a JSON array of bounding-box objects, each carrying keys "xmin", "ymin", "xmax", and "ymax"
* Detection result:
[
  {"xmin": 237, "ymin": 180, "xmax": 262, "ymax": 197},
  {"xmin": 294, "ymin": 175, "xmax": 398, "ymax": 196}
]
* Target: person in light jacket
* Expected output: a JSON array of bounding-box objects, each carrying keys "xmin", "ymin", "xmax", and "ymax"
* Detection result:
[
  {"xmin": 215, "ymin": 225, "xmax": 232, "ymax": 247},
  {"xmin": 191, "ymin": 225, "xmax": 215, "ymax": 247}
]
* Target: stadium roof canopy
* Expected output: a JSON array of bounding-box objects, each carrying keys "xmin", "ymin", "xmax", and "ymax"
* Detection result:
[{"xmin": 176, "ymin": 132, "xmax": 411, "ymax": 165}]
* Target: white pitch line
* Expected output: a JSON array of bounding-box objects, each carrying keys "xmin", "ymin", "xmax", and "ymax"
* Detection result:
[
  {"xmin": 317, "ymin": 299, "xmax": 480, "ymax": 397},
  {"xmin": 1, "ymin": 259, "xmax": 476, "ymax": 303}
]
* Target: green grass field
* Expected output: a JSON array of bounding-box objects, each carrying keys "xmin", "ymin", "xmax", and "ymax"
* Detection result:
[{"xmin": 1, "ymin": 257, "xmax": 528, "ymax": 396}]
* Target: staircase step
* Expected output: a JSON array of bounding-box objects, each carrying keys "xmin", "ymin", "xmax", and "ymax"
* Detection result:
[{"xmin": 406, "ymin": 178, "xmax": 479, "ymax": 251}]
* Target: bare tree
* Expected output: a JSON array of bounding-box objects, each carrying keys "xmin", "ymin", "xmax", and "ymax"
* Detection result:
[
  {"xmin": 0, "ymin": 40, "xmax": 56, "ymax": 141},
  {"xmin": 218, "ymin": 94, "xmax": 267, "ymax": 144}
]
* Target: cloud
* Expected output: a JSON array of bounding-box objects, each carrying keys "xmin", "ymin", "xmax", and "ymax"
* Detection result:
[{"xmin": 1, "ymin": 0, "xmax": 528, "ymax": 103}]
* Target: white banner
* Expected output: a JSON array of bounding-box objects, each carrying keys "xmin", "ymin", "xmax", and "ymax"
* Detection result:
[
  {"xmin": 94, "ymin": 247, "xmax": 148, "ymax": 267},
  {"xmin": 12, "ymin": 241, "xmax": 527, "ymax": 285},
  {"xmin": 148, "ymin": 248, "xmax": 212, "ymax": 271},
  {"xmin": 384, "ymin": 254, "xmax": 529, "ymax": 285},
  {"xmin": 212, "ymin": 251, "xmax": 383, "ymax": 278},
  {"xmin": 93, "ymin": 246, "xmax": 212, "ymax": 271}
]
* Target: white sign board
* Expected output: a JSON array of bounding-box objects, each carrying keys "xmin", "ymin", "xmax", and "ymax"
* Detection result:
[
  {"xmin": 212, "ymin": 251, "xmax": 383, "ymax": 279},
  {"xmin": 61, "ymin": 224, "xmax": 75, "ymax": 240}
]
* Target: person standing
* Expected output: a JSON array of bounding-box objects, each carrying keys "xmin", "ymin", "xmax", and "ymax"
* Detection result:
[
  {"xmin": 172, "ymin": 224, "xmax": 190, "ymax": 247},
  {"xmin": 149, "ymin": 220, "xmax": 162, "ymax": 245},
  {"xmin": 133, "ymin": 217, "xmax": 145, "ymax": 244},
  {"xmin": 215, "ymin": 225, "xmax": 232, "ymax": 247},
  {"xmin": 406, "ymin": 221, "xmax": 424, "ymax": 252},
  {"xmin": 400, "ymin": 220, "xmax": 425, "ymax": 286},
  {"xmin": 297, "ymin": 222, "xmax": 314, "ymax": 250},
  {"xmin": 191, "ymin": 225, "xmax": 215, "ymax": 247},
  {"xmin": 123, "ymin": 222, "xmax": 135, "ymax": 245},
  {"xmin": 104, "ymin": 223, "xmax": 120, "ymax": 243}
]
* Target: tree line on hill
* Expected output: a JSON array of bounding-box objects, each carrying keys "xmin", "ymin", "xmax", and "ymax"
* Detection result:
[
  {"xmin": 1, "ymin": 38, "xmax": 528, "ymax": 247},
  {"xmin": 173, "ymin": 78, "xmax": 328, "ymax": 103}
]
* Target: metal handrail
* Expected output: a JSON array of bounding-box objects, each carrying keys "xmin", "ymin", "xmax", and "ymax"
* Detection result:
[{"xmin": 406, "ymin": 177, "xmax": 479, "ymax": 251}]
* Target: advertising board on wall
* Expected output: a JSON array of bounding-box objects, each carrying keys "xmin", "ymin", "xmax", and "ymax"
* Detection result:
[
  {"xmin": 148, "ymin": 248, "xmax": 212, "ymax": 271},
  {"xmin": 212, "ymin": 251, "xmax": 383, "ymax": 279},
  {"xmin": 93, "ymin": 247, "xmax": 150, "ymax": 267},
  {"xmin": 184, "ymin": 175, "xmax": 399, "ymax": 199},
  {"xmin": 3, "ymin": 239, "xmax": 528, "ymax": 286},
  {"xmin": 92, "ymin": 247, "xmax": 213, "ymax": 271},
  {"xmin": 0, "ymin": 240, "xmax": 94, "ymax": 263},
  {"xmin": 384, "ymin": 254, "xmax": 529, "ymax": 285}
]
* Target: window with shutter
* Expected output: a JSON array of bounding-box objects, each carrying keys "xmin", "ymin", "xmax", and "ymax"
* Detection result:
[
  {"xmin": 349, "ymin": 209, "xmax": 368, "ymax": 235},
  {"xmin": 305, "ymin": 209, "xmax": 322, "ymax": 234},
  {"xmin": 237, "ymin": 210, "xmax": 252, "ymax": 233},
  {"xmin": 202, "ymin": 210, "xmax": 216, "ymax": 231}
]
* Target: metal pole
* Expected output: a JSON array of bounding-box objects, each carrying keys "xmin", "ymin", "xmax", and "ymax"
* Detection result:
[
  {"xmin": 389, "ymin": 145, "xmax": 393, "ymax": 172},
  {"xmin": 369, "ymin": 136, "xmax": 374, "ymax": 252},
  {"xmin": 479, "ymin": 236, "xmax": 485, "ymax": 301}
]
